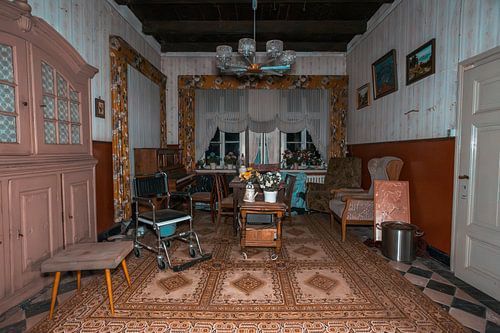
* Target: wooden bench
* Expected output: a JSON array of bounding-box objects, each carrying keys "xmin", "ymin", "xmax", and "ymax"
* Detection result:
[{"xmin": 41, "ymin": 241, "xmax": 134, "ymax": 318}]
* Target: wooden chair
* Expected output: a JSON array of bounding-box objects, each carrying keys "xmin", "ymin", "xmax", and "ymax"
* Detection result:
[
  {"xmin": 191, "ymin": 176, "xmax": 216, "ymax": 223},
  {"xmin": 214, "ymin": 174, "xmax": 234, "ymax": 224},
  {"xmin": 329, "ymin": 156, "xmax": 404, "ymax": 241},
  {"xmin": 278, "ymin": 174, "xmax": 297, "ymax": 222}
]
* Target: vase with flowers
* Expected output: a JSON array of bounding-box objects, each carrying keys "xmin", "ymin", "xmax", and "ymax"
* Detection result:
[
  {"xmin": 239, "ymin": 167, "xmax": 260, "ymax": 202},
  {"xmin": 282, "ymin": 149, "xmax": 299, "ymax": 169},
  {"xmin": 206, "ymin": 152, "xmax": 220, "ymax": 169},
  {"xmin": 258, "ymin": 171, "xmax": 282, "ymax": 203},
  {"xmin": 223, "ymin": 152, "xmax": 238, "ymax": 169}
]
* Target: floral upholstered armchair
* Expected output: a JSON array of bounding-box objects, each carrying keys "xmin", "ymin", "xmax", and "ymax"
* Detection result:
[
  {"xmin": 306, "ymin": 157, "xmax": 362, "ymax": 212},
  {"xmin": 329, "ymin": 156, "xmax": 404, "ymax": 241}
]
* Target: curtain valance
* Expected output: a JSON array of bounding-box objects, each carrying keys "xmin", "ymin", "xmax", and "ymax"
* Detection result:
[{"xmin": 195, "ymin": 89, "xmax": 330, "ymax": 160}]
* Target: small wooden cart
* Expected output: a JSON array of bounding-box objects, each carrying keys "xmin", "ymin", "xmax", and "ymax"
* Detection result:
[{"xmin": 239, "ymin": 201, "xmax": 287, "ymax": 260}]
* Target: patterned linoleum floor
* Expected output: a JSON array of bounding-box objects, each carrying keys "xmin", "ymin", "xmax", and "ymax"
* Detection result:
[{"xmin": 1, "ymin": 222, "xmax": 499, "ymax": 333}]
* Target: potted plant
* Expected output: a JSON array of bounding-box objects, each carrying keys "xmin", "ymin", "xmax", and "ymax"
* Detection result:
[
  {"xmin": 206, "ymin": 152, "xmax": 220, "ymax": 169},
  {"xmin": 282, "ymin": 150, "xmax": 298, "ymax": 169},
  {"xmin": 257, "ymin": 171, "xmax": 282, "ymax": 203},
  {"xmin": 223, "ymin": 152, "xmax": 238, "ymax": 169},
  {"xmin": 196, "ymin": 159, "xmax": 205, "ymax": 169}
]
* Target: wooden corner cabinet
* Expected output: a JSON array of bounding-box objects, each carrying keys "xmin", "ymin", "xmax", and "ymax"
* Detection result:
[{"xmin": 0, "ymin": 1, "xmax": 98, "ymax": 313}]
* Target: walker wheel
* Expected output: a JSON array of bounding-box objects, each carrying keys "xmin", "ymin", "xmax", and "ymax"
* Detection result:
[
  {"xmin": 241, "ymin": 252, "xmax": 248, "ymax": 260},
  {"xmin": 189, "ymin": 246, "xmax": 197, "ymax": 258},
  {"xmin": 133, "ymin": 247, "xmax": 141, "ymax": 258},
  {"xmin": 157, "ymin": 257, "xmax": 167, "ymax": 270}
]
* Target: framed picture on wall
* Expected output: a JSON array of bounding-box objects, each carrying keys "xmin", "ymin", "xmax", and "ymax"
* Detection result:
[
  {"xmin": 372, "ymin": 49, "xmax": 398, "ymax": 99},
  {"xmin": 356, "ymin": 83, "xmax": 371, "ymax": 110},
  {"xmin": 406, "ymin": 38, "xmax": 436, "ymax": 85},
  {"xmin": 95, "ymin": 97, "xmax": 105, "ymax": 118}
]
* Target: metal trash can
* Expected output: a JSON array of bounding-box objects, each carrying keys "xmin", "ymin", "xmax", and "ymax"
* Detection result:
[{"xmin": 380, "ymin": 221, "xmax": 423, "ymax": 263}]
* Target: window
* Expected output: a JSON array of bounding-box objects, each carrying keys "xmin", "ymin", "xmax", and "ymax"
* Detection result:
[
  {"xmin": 282, "ymin": 129, "xmax": 317, "ymax": 153},
  {"xmin": 205, "ymin": 128, "xmax": 243, "ymax": 164}
]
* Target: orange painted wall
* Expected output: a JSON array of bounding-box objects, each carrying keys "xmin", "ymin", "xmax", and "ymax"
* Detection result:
[{"xmin": 349, "ymin": 138, "xmax": 455, "ymax": 254}]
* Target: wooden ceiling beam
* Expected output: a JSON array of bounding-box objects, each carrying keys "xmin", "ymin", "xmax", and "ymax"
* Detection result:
[
  {"xmin": 117, "ymin": 0, "xmax": 391, "ymax": 4},
  {"xmin": 143, "ymin": 20, "xmax": 366, "ymax": 35},
  {"xmin": 160, "ymin": 41, "xmax": 348, "ymax": 52}
]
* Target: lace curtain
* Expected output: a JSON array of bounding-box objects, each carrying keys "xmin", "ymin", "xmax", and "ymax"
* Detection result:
[{"xmin": 195, "ymin": 89, "xmax": 330, "ymax": 161}]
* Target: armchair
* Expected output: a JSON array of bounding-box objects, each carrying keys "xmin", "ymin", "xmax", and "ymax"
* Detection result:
[
  {"xmin": 329, "ymin": 156, "xmax": 403, "ymax": 241},
  {"xmin": 306, "ymin": 157, "xmax": 362, "ymax": 212}
]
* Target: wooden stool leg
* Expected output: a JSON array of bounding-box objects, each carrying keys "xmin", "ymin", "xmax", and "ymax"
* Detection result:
[
  {"xmin": 77, "ymin": 271, "xmax": 81, "ymax": 290},
  {"xmin": 121, "ymin": 260, "xmax": 131, "ymax": 286},
  {"xmin": 49, "ymin": 272, "xmax": 61, "ymax": 319},
  {"xmin": 104, "ymin": 269, "xmax": 114, "ymax": 315}
]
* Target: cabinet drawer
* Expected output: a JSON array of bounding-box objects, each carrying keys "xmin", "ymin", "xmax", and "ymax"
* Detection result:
[{"xmin": 246, "ymin": 227, "xmax": 277, "ymax": 242}]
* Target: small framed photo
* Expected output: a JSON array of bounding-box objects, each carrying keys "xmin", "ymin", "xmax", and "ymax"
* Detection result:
[
  {"xmin": 372, "ymin": 49, "xmax": 398, "ymax": 99},
  {"xmin": 356, "ymin": 83, "xmax": 371, "ymax": 110},
  {"xmin": 406, "ymin": 38, "xmax": 436, "ymax": 85},
  {"xmin": 95, "ymin": 97, "xmax": 105, "ymax": 118}
]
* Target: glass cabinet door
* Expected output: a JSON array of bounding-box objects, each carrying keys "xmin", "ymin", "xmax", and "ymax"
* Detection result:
[
  {"xmin": 0, "ymin": 33, "xmax": 31, "ymax": 155},
  {"xmin": 32, "ymin": 46, "xmax": 90, "ymax": 155}
]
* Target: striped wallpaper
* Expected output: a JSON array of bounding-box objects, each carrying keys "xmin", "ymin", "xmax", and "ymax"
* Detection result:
[{"xmin": 346, "ymin": 0, "xmax": 500, "ymax": 144}]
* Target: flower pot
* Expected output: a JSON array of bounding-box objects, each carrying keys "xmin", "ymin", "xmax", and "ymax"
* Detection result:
[
  {"xmin": 210, "ymin": 162, "xmax": 216, "ymax": 170},
  {"xmin": 264, "ymin": 190, "xmax": 278, "ymax": 203}
]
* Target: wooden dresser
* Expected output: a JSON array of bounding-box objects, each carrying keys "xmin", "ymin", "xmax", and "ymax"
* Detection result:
[{"xmin": 0, "ymin": 1, "xmax": 98, "ymax": 313}]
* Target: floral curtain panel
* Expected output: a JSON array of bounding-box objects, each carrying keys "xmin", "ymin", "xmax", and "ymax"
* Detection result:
[
  {"xmin": 194, "ymin": 89, "xmax": 330, "ymax": 160},
  {"xmin": 110, "ymin": 36, "xmax": 167, "ymax": 223}
]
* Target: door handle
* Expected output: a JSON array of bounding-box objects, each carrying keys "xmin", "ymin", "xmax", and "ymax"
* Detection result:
[{"xmin": 458, "ymin": 175, "xmax": 469, "ymax": 179}]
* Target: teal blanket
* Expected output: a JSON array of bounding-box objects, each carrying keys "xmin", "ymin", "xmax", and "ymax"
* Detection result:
[{"xmin": 280, "ymin": 172, "xmax": 308, "ymax": 210}]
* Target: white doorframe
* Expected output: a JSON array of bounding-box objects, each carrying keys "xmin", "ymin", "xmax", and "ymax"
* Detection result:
[{"xmin": 452, "ymin": 44, "xmax": 500, "ymax": 272}]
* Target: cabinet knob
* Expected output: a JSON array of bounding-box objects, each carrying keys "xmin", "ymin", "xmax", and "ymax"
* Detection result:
[
  {"xmin": 22, "ymin": 101, "xmax": 28, "ymax": 106},
  {"xmin": 69, "ymin": 215, "xmax": 73, "ymax": 219},
  {"xmin": 458, "ymin": 175, "xmax": 469, "ymax": 180}
]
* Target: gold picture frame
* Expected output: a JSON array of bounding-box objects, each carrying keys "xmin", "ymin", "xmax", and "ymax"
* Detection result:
[{"xmin": 356, "ymin": 83, "xmax": 371, "ymax": 110}]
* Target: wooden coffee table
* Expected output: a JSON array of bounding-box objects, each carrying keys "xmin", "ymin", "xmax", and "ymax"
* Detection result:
[
  {"xmin": 239, "ymin": 201, "xmax": 287, "ymax": 259},
  {"xmin": 41, "ymin": 241, "xmax": 134, "ymax": 318}
]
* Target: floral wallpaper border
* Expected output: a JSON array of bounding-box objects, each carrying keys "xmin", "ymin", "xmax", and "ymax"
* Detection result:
[
  {"xmin": 178, "ymin": 75, "xmax": 348, "ymax": 170},
  {"xmin": 110, "ymin": 35, "xmax": 167, "ymax": 222}
]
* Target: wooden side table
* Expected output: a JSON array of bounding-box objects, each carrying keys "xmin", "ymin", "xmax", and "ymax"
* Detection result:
[
  {"xmin": 239, "ymin": 202, "xmax": 287, "ymax": 259},
  {"xmin": 41, "ymin": 241, "xmax": 134, "ymax": 318}
]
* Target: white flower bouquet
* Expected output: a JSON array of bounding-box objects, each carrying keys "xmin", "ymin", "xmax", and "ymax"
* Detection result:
[{"xmin": 257, "ymin": 171, "xmax": 282, "ymax": 191}]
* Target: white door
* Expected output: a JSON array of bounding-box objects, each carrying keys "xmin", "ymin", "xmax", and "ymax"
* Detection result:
[{"xmin": 454, "ymin": 49, "xmax": 500, "ymax": 301}]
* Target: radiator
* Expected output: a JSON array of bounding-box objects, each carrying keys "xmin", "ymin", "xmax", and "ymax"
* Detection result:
[{"xmin": 306, "ymin": 175, "xmax": 325, "ymax": 184}]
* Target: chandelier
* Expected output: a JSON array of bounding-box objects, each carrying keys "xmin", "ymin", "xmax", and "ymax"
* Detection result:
[{"xmin": 215, "ymin": 0, "xmax": 296, "ymax": 76}]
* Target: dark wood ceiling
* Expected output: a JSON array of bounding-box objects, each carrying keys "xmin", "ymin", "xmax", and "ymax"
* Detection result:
[{"xmin": 114, "ymin": 0, "xmax": 393, "ymax": 52}]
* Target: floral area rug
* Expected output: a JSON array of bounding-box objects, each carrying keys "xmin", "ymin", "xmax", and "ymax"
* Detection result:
[{"xmin": 29, "ymin": 213, "xmax": 466, "ymax": 332}]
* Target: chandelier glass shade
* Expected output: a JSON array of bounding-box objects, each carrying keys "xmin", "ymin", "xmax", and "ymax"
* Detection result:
[{"xmin": 215, "ymin": 0, "xmax": 296, "ymax": 76}]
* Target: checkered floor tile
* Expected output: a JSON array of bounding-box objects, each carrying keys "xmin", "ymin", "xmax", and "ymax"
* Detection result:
[{"xmin": 363, "ymin": 242, "xmax": 500, "ymax": 332}]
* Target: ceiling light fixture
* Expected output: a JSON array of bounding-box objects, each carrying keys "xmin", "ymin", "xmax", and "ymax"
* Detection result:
[{"xmin": 215, "ymin": 0, "xmax": 296, "ymax": 76}]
